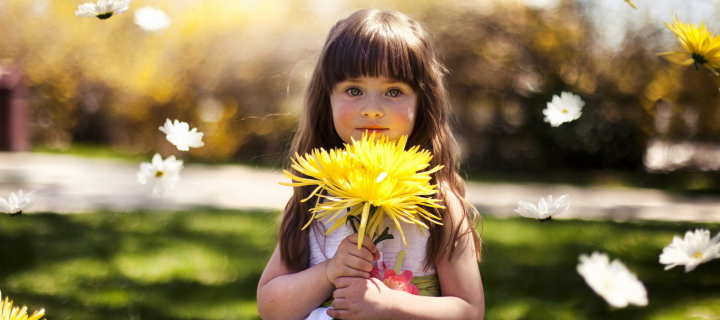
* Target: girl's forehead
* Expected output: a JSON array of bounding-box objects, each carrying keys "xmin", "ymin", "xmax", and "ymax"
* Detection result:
[{"xmin": 340, "ymin": 76, "xmax": 410, "ymax": 84}]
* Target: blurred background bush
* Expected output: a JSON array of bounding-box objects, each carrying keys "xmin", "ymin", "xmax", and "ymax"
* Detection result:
[{"xmin": 2, "ymin": 0, "xmax": 720, "ymax": 189}]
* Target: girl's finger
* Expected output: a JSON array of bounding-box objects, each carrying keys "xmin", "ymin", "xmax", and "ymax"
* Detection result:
[
  {"xmin": 332, "ymin": 288, "xmax": 345, "ymax": 299},
  {"xmin": 341, "ymin": 266, "xmax": 370, "ymax": 279},
  {"xmin": 348, "ymin": 234, "xmax": 378, "ymax": 254},
  {"xmin": 345, "ymin": 255, "xmax": 374, "ymax": 272},
  {"xmin": 326, "ymin": 307, "xmax": 347, "ymax": 319},
  {"xmin": 347, "ymin": 248, "xmax": 374, "ymax": 264},
  {"xmin": 334, "ymin": 276, "xmax": 351, "ymax": 288},
  {"xmin": 345, "ymin": 255, "xmax": 372, "ymax": 272}
]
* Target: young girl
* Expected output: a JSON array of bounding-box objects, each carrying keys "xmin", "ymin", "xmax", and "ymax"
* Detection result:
[{"xmin": 257, "ymin": 9, "xmax": 485, "ymax": 320}]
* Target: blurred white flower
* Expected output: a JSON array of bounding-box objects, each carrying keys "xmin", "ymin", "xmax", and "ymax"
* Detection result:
[
  {"xmin": 159, "ymin": 119, "xmax": 205, "ymax": 151},
  {"xmin": 137, "ymin": 153, "xmax": 184, "ymax": 196},
  {"xmin": 514, "ymin": 194, "xmax": 569, "ymax": 222},
  {"xmin": 659, "ymin": 229, "xmax": 720, "ymax": 272},
  {"xmin": 0, "ymin": 190, "xmax": 38, "ymax": 217},
  {"xmin": 75, "ymin": 0, "xmax": 130, "ymax": 20},
  {"xmin": 134, "ymin": 6, "xmax": 171, "ymax": 33},
  {"xmin": 577, "ymin": 252, "xmax": 648, "ymax": 309},
  {"xmin": 543, "ymin": 91, "xmax": 584, "ymax": 127}
]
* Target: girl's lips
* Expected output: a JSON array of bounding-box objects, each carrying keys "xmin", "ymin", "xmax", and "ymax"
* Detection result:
[{"xmin": 358, "ymin": 128, "xmax": 388, "ymax": 133}]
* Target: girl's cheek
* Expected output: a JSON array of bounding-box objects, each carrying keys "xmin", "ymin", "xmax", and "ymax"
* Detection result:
[
  {"xmin": 406, "ymin": 108, "xmax": 415, "ymax": 121},
  {"xmin": 333, "ymin": 108, "xmax": 355, "ymax": 131}
]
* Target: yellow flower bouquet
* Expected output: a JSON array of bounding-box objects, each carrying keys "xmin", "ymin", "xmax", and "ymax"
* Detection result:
[
  {"xmin": 0, "ymin": 291, "xmax": 45, "ymax": 320},
  {"xmin": 282, "ymin": 133, "xmax": 445, "ymax": 249}
]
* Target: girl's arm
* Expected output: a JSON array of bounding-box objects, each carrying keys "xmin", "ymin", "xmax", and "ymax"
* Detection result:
[
  {"xmin": 327, "ymin": 190, "xmax": 485, "ymax": 320},
  {"xmin": 257, "ymin": 235, "xmax": 380, "ymax": 320}
]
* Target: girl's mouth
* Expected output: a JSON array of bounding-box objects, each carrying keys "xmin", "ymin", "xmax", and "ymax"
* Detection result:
[{"xmin": 358, "ymin": 128, "xmax": 388, "ymax": 134}]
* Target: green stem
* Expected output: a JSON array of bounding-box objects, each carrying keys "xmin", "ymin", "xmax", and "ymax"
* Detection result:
[
  {"xmin": 373, "ymin": 226, "xmax": 395, "ymax": 245},
  {"xmin": 346, "ymin": 205, "xmax": 395, "ymax": 245}
]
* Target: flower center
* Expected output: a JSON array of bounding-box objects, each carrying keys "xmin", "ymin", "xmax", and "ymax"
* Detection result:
[
  {"xmin": 96, "ymin": 12, "xmax": 114, "ymax": 19},
  {"xmin": 562, "ymin": 109, "xmax": 568, "ymax": 114},
  {"xmin": 155, "ymin": 170, "xmax": 164, "ymax": 178},
  {"xmin": 691, "ymin": 53, "xmax": 708, "ymax": 69},
  {"xmin": 692, "ymin": 252, "xmax": 704, "ymax": 259}
]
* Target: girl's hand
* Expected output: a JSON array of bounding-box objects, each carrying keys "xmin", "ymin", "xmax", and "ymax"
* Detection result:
[
  {"xmin": 327, "ymin": 277, "xmax": 393, "ymax": 320},
  {"xmin": 326, "ymin": 234, "xmax": 380, "ymax": 285}
]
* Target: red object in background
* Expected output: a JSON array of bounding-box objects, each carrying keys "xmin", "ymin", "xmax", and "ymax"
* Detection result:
[{"xmin": 0, "ymin": 63, "xmax": 30, "ymax": 152}]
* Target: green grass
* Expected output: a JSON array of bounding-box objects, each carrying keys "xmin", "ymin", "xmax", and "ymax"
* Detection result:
[
  {"xmin": 32, "ymin": 143, "xmax": 152, "ymax": 163},
  {"xmin": 1, "ymin": 211, "xmax": 719, "ymax": 319}
]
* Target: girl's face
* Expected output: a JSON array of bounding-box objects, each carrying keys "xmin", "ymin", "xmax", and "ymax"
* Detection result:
[{"xmin": 330, "ymin": 76, "xmax": 418, "ymax": 144}]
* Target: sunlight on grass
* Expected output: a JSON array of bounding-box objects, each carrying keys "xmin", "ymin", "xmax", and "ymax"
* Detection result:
[
  {"xmin": 0, "ymin": 209, "xmax": 274, "ymax": 319},
  {"xmin": 649, "ymin": 297, "xmax": 720, "ymax": 319},
  {"xmin": 165, "ymin": 300, "xmax": 260, "ymax": 320},
  {"xmin": 114, "ymin": 241, "xmax": 237, "ymax": 285},
  {"xmin": 1, "ymin": 211, "xmax": 719, "ymax": 319},
  {"xmin": 486, "ymin": 298, "xmax": 586, "ymax": 320},
  {"xmin": 7, "ymin": 258, "xmax": 112, "ymax": 296},
  {"xmin": 32, "ymin": 143, "xmax": 150, "ymax": 162}
]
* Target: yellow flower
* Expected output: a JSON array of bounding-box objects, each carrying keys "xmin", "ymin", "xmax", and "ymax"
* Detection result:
[
  {"xmin": 624, "ymin": 0, "xmax": 637, "ymax": 10},
  {"xmin": 660, "ymin": 16, "xmax": 720, "ymax": 75},
  {"xmin": 282, "ymin": 133, "xmax": 445, "ymax": 249},
  {"xmin": 0, "ymin": 291, "xmax": 45, "ymax": 320}
]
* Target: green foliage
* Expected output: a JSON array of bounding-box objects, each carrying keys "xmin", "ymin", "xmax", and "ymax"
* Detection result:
[{"xmin": 1, "ymin": 211, "xmax": 719, "ymax": 319}]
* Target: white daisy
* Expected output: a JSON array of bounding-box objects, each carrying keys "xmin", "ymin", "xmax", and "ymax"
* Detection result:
[
  {"xmin": 514, "ymin": 194, "xmax": 569, "ymax": 222},
  {"xmin": 134, "ymin": 7, "xmax": 171, "ymax": 33},
  {"xmin": 659, "ymin": 229, "xmax": 720, "ymax": 272},
  {"xmin": 137, "ymin": 153, "xmax": 184, "ymax": 196},
  {"xmin": 0, "ymin": 190, "xmax": 39, "ymax": 217},
  {"xmin": 543, "ymin": 91, "xmax": 584, "ymax": 127},
  {"xmin": 75, "ymin": 0, "xmax": 130, "ymax": 20},
  {"xmin": 158, "ymin": 119, "xmax": 205, "ymax": 151},
  {"xmin": 577, "ymin": 252, "xmax": 648, "ymax": 309}
]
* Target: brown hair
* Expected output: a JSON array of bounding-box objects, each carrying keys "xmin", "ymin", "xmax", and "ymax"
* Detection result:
[{"xmin": 279, "ymin": 9, "xmax": 481, "ymax": 272}]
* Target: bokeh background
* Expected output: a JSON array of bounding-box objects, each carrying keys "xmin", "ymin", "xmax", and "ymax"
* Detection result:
[
  {"xmin": 3, "ymin": 0, "xmax": 720, "ymax": 319},
  {"xmin": 2, "ymin": 0, "xmax": 720, "ymax": 187}
]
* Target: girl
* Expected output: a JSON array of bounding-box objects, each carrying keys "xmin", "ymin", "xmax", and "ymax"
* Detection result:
[{"xmin": 257, "ymin": 9, "xmax": 485, "ymax": 320}]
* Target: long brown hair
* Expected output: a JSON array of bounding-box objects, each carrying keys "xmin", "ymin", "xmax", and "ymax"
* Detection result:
[{"xmin": 279, "ymin": 9, "xmax": 481, "ymax": 272}]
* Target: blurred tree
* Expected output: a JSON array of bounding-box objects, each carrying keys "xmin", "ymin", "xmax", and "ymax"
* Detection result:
[{"xmin": 1, "ymin": 0, "xmax": 719, "ymax": 186}]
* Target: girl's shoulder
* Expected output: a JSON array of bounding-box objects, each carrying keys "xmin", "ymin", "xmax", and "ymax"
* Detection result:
[
  {"xmin": 438, "ymin": 182, "xmax": 481, "ymax": 233},
  {"xmin": 441, "ymin": 188, "xmax": 464, "ymax": 221},
  {"xmin": 437, "ymin": 183, "xmax": 463, "ymax": 215}
]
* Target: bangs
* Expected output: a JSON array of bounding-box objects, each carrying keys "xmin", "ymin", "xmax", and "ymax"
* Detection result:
[{"xmin": 321, "ymin": 14, "xmax": 426, "ymax": 89}]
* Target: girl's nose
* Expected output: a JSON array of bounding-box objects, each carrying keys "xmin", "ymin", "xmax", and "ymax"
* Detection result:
[{"xmin": 361, "ymin": 96, "xmax": 384, "ymax": 117}]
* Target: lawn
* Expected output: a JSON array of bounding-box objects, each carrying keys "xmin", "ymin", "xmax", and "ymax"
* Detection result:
[{"xmin": 1, "ymin": 210, "xmax": 719, "ymax": 320}]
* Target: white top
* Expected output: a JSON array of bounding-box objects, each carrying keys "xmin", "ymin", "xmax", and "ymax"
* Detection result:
[
  {"xmin": 308, "ymin": 213, "xmax": 436, "ymax": 276},
  {"xmin": 304, "ymin": 212, "xmax": 436, "ymax": 320}
]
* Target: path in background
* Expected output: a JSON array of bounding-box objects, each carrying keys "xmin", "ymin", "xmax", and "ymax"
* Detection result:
[{"xmin": 1, "ymin": 152, "xmax": 720, "ymax": 223}]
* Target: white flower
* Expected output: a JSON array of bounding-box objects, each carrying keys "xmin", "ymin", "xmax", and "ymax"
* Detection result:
[
  {"xmin": 659, "ymin": 229, "xmax": 720, "ymax": 272},
  {"xmin": 137, "ymin": 153, "xmax": 184, "ymax": 196},
  {"xmin": 158, "ymin": 119, "xmax": 205, "ymax": 151},
  {"xmin": 543, "ymin": 91, "xmax": 584, "ymax": 127},
  {"xmin": 577, "ymin": 252, "xmax": 648, "ymax": 308},
  {"xmin": 0, "ymin": 190, "xmax": 38, "ymax": 217},
  {"xmin": 134, "ymin": 7, "xmax": 171, "ymax": 33},
  {"xmin": 514, "ymin": 194, "xmax": 569, "ymax": 222},
  {"xmin": 75, "ymin": 0, "xmax": 130, "ymax": 20}
]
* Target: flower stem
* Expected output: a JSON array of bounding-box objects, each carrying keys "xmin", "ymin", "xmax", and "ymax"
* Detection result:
[
  {"xmin": 346, "ymin": 205, "xmax": 395, "ymax": 245},
  {"xmin": 373, "ymin": 226, "xmax": 395, "ymax": 245}
]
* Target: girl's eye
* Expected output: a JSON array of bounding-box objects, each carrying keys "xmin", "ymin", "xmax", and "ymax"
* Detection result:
[
  {"xmin": 346, "ymin": 88, "xmax": 362, "ymax": 96},
  {"xmin": 387, "ymin": 89, "xmax": 402, "ymax": 97}
]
